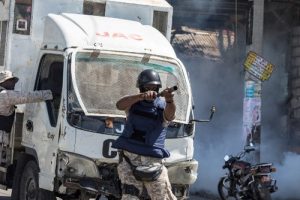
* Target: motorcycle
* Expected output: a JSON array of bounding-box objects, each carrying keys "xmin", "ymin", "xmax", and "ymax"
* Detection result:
[{"xmin": 218, "ymin": 145, "xmax": 278, "ymax": 200}]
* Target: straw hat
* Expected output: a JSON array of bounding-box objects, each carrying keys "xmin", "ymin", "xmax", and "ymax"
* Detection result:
[{"xmin": 0, "ymin": 70, "xmax": 19, "ymax": 84}]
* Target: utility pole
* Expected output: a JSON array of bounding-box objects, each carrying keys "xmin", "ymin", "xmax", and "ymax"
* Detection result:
[{"xmin": 243, "ymin": 0, "xmax": 265, "ymax": 163}]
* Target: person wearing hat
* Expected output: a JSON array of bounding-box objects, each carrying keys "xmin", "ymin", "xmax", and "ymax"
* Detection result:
[
  {"xmin": 0, "ymin": 70, "xmax": 53, "ymax": 146},
  {"xmin": 112, "ymin": 69, "xmax": 177, "ymax": 200}
]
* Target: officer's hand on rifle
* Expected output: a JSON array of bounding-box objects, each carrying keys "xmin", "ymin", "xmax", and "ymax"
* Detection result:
[
  {"xmin": 161, "ymin": 87, "xmax": 174, "ymax": 103},
  {"xmin": 140, "ymin": 91, "xmax": 157, "ymax": 101},
  {"xmin": 158, "ymin": 86, "xmax": 177, "ymax": 103}
]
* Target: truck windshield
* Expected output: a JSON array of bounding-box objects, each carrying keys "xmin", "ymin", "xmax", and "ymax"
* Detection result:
[{"xmin": 67, "ymin": 51, "xmax": 191, "ymax": 136}]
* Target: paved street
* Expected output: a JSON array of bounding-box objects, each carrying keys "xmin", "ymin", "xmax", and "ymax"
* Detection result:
[
  {"xmin": 0, "ymin": 189, "xmax": 215, "ymax": 200},
  {"xmin": 0, "ymin": 190, "xmax": 214, "ymax": 200},
  {"xmin": 0, "ymin": 191, "xmax": 213, "ymax": 200},
  {"xmin": 0, "ymin": 190, "xmax": 296, "ymax": 200}
]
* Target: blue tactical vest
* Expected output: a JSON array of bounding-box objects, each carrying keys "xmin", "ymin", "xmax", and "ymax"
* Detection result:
[{"xmin": 112, "ymin": 98, "xmax": 170, "ymax": 158}]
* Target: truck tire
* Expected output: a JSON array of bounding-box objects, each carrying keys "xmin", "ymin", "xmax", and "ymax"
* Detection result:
[
  {"xmin": 11, "ymin": 154, "xmax": 31, "ymax": 200},
  {"xmin": 19, "ymin": 160, "xmax": 40, "ymax": 200},
  {"xmin": 19, "ymin": 159, "xmax": 56, "ymax": 200}
]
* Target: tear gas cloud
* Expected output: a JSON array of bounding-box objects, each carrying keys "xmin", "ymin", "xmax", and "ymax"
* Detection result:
[
  {"xmin": 181, "ymin": 54, "xmax": 246, "ymax": 195},
  {"xmin": 260, "ymin": 20, "xmax": 300, "ymax": 198},
  {"xmin": 175, "ymin": 13, "xmax": 300, "ymax": 199}
]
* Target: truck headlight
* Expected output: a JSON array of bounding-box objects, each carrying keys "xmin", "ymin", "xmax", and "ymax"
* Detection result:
[
  {"xmin": 57, "ymin": 151, "xmax": 99, "ymax": 178},
  {"xmin": 167, "ymin": 159, "xmax": 198, "ymax": 185}
]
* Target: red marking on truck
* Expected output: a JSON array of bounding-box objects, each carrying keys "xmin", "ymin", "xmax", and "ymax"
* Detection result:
[
  {"xmin": 96, "ymin": 32, "xmax": 110, "ymax": 37},
  {"xmin": 112, "ymin": 32, "xmax": 127, "ymax": 39},
  {"xmin": 129, "ymin": 34, "xmax": 143, "ymax": 41},
  {"xmin": 96, "ymin": 32, "xmax": 143, "ymax": 41}
]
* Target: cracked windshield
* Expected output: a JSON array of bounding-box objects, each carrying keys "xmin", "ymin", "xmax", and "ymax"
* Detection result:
[{"xmin": 67, "ymin": 51, "xmax": 191, "ymax": 136}]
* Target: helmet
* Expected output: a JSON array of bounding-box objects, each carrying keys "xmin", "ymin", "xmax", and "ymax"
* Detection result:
[{"xmin": 136, "ymin": 69, "xmax": 162, "ymax": 92}]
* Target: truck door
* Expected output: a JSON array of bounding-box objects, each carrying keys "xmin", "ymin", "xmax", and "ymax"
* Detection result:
[{"xmin": 23, "ymin": 53, "xmax": 64, "ymax": 190}]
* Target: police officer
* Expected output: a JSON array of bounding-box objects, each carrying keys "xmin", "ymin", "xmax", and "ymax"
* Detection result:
[
  {"xmin": 0, "ymin": 70, "xmax": 52, "ymax": 149},
  {"xmin": 112, "ymin": 69, "xmax": 177, "ymax": 200}
]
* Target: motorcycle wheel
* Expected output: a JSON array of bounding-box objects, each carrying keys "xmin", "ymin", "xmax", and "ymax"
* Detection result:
[
  {"xmin": 258, "ymin": 185, "xmax": 272, "ymax": 200},
  {"xmin": 249, "ymin": 182, "xmax": 272, "ymax": 200},
  {"xmin": 218, "ymin": 177, "xmax": 238, "ymax": 200}
]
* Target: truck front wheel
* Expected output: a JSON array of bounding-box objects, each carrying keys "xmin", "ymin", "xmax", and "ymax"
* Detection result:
[{"xmin": 19, "ymin": 160, "xmax": 55, "ymax": 200}]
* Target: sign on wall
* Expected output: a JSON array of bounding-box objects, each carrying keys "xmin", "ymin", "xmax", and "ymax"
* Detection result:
[{"xmin": 243, "ymin": 51, "xmax": 274, "ymax": 81}]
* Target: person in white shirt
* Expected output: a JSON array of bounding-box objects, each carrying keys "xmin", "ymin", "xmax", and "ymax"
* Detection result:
[{"xmin": 0, "ymin": 70, "xmax": 53, "ymax": 141}]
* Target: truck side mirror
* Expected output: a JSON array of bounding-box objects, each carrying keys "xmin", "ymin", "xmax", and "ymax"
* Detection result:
[
  {"xmin": 185, "ymin": 122, "xmax": 195, "ymax": 136},
  {"xmin": 189, "ymin": 105, "xmax": 216, "ymax": 123}
]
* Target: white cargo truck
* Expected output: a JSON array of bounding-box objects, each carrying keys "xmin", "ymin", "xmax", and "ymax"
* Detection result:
[{"xmin": 0, "ymin": 0, "xmax": 212, "ymax": 199}]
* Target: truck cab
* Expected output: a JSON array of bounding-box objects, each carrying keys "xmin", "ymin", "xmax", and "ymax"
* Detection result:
[{"xmin": 0, "ymin": 1, "xmax": 198, "ymax": 199}]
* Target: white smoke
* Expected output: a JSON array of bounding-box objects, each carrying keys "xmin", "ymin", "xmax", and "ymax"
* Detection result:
[
  {"xmin": 172, "ymin": 1, "xmax": 300, "ymax": 199},
  {"xmin": 273, "ymin": 152, "xmax": 300, "ymax": 198},
  {"xmin": 180, "ymin": 54, "xmax": 245, "ymax": 195}
]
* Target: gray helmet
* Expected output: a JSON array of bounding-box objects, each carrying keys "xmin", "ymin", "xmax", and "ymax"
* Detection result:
[{"xmin": 136, "ymin": 69, "xmax": 162, "ymax": 91}]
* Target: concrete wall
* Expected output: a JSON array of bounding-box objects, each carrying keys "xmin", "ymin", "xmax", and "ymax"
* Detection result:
[{"xmin": 288, "ymin": 26, "xmax": 300, "ymax": 152}]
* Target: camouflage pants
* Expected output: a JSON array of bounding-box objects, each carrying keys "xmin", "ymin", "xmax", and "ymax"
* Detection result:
[{"xmin": 117, "ymin": 152, "xmax": 177, "ymax": 200}]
